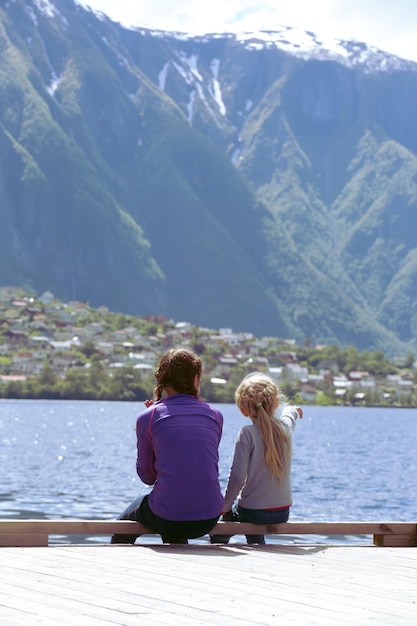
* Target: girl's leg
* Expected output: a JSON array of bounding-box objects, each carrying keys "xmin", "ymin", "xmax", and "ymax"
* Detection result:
[{"xmin": 237, "ymin": 506, "xmax": 290, "ymax": 544}]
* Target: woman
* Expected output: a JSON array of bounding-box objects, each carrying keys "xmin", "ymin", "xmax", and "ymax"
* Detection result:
[{"xmin": 111, "ymin": 348, "xmax": 224, "ymax": 544}]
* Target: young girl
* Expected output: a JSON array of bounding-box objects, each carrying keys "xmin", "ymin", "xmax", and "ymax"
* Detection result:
[{"xmin": 211, "ymin": 372, "xmax": 302, "ymax": 544}]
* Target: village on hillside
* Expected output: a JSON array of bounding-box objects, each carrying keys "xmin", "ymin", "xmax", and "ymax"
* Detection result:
[{"xmin": 0, "ymin": 287, "xmax": 416, "ymax": 406}]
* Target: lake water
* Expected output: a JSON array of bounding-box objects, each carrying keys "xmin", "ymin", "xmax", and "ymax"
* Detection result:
[{"xmin": 1, "ymin": 400, "xmax": 416, "ymax": 544}]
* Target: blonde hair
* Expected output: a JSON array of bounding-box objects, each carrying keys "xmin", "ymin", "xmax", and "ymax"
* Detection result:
[{"xmin": 235, "ymin": 372, "xmax": 291, "ymax": 480}]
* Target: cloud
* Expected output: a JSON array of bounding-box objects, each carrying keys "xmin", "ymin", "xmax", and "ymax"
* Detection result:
[{"xmin": 80, "ymin": 0, "xmax": 335, "ymax": 32}]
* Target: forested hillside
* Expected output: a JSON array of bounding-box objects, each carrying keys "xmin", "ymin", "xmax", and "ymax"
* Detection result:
[{"xmin": 1, "ymin": 0, "xmax": 417, "ymax": 355}]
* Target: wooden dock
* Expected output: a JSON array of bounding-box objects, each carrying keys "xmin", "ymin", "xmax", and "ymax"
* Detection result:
[{"xmin": 1, "ymin": 542, "xmax": 416, "ymax": 625}]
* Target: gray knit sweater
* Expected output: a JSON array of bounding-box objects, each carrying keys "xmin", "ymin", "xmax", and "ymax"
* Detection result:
[{"xmin": 222, "ymin": 405, "xmax": 300, "ymax": 512}]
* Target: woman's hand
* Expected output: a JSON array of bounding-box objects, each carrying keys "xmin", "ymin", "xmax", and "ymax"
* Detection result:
[
  {"xmin": 144, "ymin": 399, "xmax": 154, "ymax": 408},
  {"xmin": 296, "ymin": 406, "xmax": 303, "ymax": 418}
]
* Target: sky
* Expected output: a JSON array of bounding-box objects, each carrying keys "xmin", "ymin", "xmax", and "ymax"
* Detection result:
[{"xmin": 77, "ymin": 0, "xmax": 417, "ymax": 62}]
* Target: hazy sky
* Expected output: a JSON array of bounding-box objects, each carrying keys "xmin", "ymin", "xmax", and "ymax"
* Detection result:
[{"xmin": 77, "ymin": 0, "xmax": 417, "ymax": 61}]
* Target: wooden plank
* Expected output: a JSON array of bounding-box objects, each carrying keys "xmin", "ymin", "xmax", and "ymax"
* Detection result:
[
  {"xmin": 374, "ymin": 534, "xmax": 417, "ymax": 547},
  {"xmin": 252, "ymin": 521, "xmax": 416, "ymax": 535},
  {"xmin": 0, "ymin": 520, "xmax": 149, "ymax": 535},
  {"xmin": 0, "ymin": 520, "xmax": 415, "ymax": 547},
  {"xmin": 0, "ymin": 533, "xmax": 48, "ymax": 547},
  {"xmin": 0, "ymin": 519, "xmax": 415, "ymax": 535}
]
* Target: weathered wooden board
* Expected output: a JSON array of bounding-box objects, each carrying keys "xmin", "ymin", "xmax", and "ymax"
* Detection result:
[
  {"xmin": 0, "ymin": 545, "xmax": 416, "ymax": 625},
  {"xmin": 0, "ymin": 520, "xmax": 415, "ymax": 547}
]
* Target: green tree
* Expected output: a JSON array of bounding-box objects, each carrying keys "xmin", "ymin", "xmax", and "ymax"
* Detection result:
[
  {"xmin": 88, "ymin": 358, "xmax": 108, "ymax": 392},
  {"xmin": 108, "ymin": 366, "xmax": 150, "ymax": 401},
  {"xmin": 60, "ymin": 369, "xmax": 92, "ymax": 399},
  {"xmin": 38, "ymin": 362, "xmax": 57, "ymax": 386},
  {"xmin": 80, "ymin": 340, "xmax": 97, "ymax": 358},
  {"xmin": 404, "ymin": 351, "xmax": 415, "ymax": 369}
]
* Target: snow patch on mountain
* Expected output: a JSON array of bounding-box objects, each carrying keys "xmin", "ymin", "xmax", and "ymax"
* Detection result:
[
  {"xmin": 33, "ymin": 0, "xmax": 59, "ymax": 19},
  {"xmin": 144, "ymin": 26, "xmax": 417, "ymax": 74},
  {"xmin": 158, "ymin": 62, "xmax": 169, "ymax": 91},
  {"xmin": 233, "ymin": 28, "xmax": 415, "ymax": 73},
  {"xmin": 209, "ymin": 59, "xmax": 226, "ymax": 116}
]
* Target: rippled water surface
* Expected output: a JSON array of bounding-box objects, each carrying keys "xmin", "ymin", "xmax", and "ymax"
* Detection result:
[{"xmin": 1, "ymin": 400, "xmax": 416, "ymax": 543}]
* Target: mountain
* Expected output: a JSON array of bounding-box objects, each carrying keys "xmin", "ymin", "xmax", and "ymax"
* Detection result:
[{"xmin": 1, "ymin": 0, "xmax": 417, "ymax": 355}]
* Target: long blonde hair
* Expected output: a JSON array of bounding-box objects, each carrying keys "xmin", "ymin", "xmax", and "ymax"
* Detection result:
[{"xmin": 235, "ymin": 372, "xmax": 291, "ymax": 480}]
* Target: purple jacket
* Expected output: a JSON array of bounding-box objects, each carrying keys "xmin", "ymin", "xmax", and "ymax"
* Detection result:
[{"xmin": 136, "ymin": 394, "xmax": 224, "ymax": 521}]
